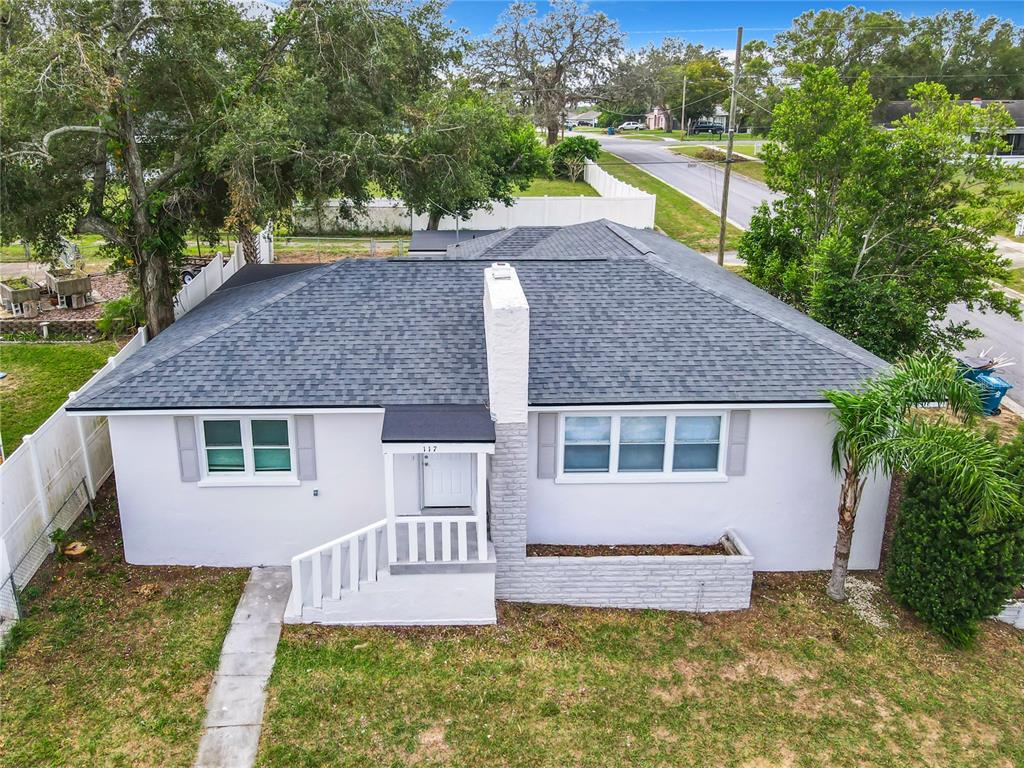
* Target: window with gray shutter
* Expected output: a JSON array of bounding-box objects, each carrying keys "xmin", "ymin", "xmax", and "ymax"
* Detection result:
[
  {"xmin": 725, "ymin": 410, "xmax": 751, "ymax": 476},
  {"xmin": 175, "ymin": 416, "xmax": 201, "ymax": 482},
  {"xmin": 295, "ymin": 414, "xmax": 317, "ymax": 481},
  {"xmin": 537, "ymin": 413, "xmax": 557, "ymax": 479}
]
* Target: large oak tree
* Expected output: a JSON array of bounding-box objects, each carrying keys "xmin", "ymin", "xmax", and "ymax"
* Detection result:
[
  {"xmin": 473, "ymin": 0, "xmax": 623, "ymax": 145},
  {"xmin": 1, "ymin": 0, "xmax": 455, "ymax": 335}
]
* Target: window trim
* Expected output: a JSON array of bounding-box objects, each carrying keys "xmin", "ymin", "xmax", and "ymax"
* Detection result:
[
  {"xmin": 196, "ymin": 416, "xmax": 300, "ymax": 486},
  {"xmin": 555, "ymin": 410, "xmax": 729, "ymax": 484}
]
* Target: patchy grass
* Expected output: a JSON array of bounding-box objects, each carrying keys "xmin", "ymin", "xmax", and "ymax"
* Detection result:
[
  {"xmin": 1000, "ymin": 266, "xmax": 1024, "ymax": 293},
  {"xmin": 671, "ymin": 145, "xmax": 768, "ymax": 184},
  {"xmin": 0, "ymin": 482, "xmax": 247, "ymax": 767},
  {"xmin": 257, "ymin": 575, "xmax": 1024, "ymax": 767},
  {"xmin": 597, "ymin": 150, "xmax": 741, "ymax": 252},
  {"xmin": 519, "ymin": 177, "xmax": 599, "ymax": 196},
  {"xmin": 0, "ymin": 341, "xmax": 118, "ymax": 455},
  {"xmin": 616, "ymin": 132, "xmax": 676, "ymax": 142}
]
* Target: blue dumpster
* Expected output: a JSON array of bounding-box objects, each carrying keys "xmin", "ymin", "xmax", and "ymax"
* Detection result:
[
  {"xmin": 959, "ymin": 359, "xmax": 1014, "ymax": 415},
  {"xmin": 607, "ymin": 126, "xmax": 614, "ymax": 135}
]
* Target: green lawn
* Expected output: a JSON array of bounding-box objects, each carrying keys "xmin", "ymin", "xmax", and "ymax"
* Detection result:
[
  {"xmin": 597, "ymin": 151, "xmax": 742, "ymax": 252},
  {"xmin": 670, "ymin": 145, "xmax": 768, "ymax": 185},
  {"xmin": 0, "ymin": 486, "xmax": 247, "ymax": 767},
  {"xmin": 0, "ymin": 341, "xmax": 118, "ymax": 455},
  {"xmin": 1002, "ymin": 267, "xmax": 1024, "ymax": 293},
  {"xmin": 519, "ymin": 177, "xmax": 599, "ymax": 196},
  {"xmin": 257, "ymin": 576, "xmax": 1024, "ymax": 767},
  {"xmin": 616, "ymin": 132, "xmax": 677, "ymax": 142}
]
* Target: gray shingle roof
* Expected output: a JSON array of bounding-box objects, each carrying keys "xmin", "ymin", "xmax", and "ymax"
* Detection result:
[{"xmin": 69, "ymin": 221, "xmax": 886, "ymax": 412}]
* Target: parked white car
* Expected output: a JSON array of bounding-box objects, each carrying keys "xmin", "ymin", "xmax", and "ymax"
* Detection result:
[{"xmin": 618, "ymin": 121, "xmax": 644, "ymax": 131}]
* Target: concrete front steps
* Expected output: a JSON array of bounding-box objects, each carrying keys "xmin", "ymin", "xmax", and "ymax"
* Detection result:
[{"xmin": 292, "ymin": 565, "xmax": 497, "ymax": 626}]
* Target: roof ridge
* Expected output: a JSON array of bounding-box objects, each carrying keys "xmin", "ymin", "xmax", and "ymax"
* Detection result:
[
  {"xmin": 604, "ymin": 220, "xmax": 654, "ymax": 255},
  {"xmin": 76, "ymin": 261, "xmax": 343, "ymax": 406},
  {"xmin": 446, "ymin": 228, "xmax": 517, "ymax": 257},
  {"xmin": 639, "ymin": 251, "xmax": 886, "ymax": 371}
]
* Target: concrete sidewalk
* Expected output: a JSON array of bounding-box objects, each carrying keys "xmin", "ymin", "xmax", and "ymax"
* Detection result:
[{"xmin": 194, "ymin": 567, "xmax": 291, "ymax": 768}]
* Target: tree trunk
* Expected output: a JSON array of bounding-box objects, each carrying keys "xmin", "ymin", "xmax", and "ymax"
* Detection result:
[
  {"xmin": 427, "ymin": 210, "xmax": 442, "ymax": 230},
  {"xmin": 546, "ymin": 121, "xmax": 560, "ymax": 146},
  {"xmin": 826, "ymin": 464, "xmax": 866, "ymax": 601},
  {"xmin": 138, "ymin": 249, "xmax": 176, "ymax": 337},
  {"xmin": 238, "ymin": 224, "xmax": 259, "ymax": 263}
]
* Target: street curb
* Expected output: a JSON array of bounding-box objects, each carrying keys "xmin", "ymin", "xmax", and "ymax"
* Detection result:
[{"xmin": 1000, "ymin": 396, "xmax": 1024, "ymax": 418}]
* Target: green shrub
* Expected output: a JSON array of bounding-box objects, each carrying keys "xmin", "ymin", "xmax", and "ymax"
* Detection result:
[
  {"xmin": 551, "ymin": 136, "xmax": 601, "ymax": 182},
  {"xmin": 96, "ymin": 292, "xmax": 143, "ymax": 338},
  {"xmin": 887, "ymin": 427, "xmax": 1024, "ymax": 647}
]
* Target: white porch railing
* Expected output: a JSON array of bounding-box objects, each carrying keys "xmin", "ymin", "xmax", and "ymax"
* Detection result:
[
  {"xmin": 287, "ymin": 519, "xmax": 387, "ymax": 617},
  {"xmin": 394, "ymin": 515, "xmax": 487, "ymax": 564}
]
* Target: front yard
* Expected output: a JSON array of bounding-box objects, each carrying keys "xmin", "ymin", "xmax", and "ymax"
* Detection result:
[
  {"xmin": 258, "ymin": 577, "xmax": 1024, "ymax": 767},
  {"xmin": 0, "ymin": 341, "xmax": 118, "ymax": 455},
  {"xmin": 0, "ymin": 484, "xmax": 247, "ymax": 768},
  {"xmin": 597, "ymin": 151, "xmax": 742, "ymax": 253}
]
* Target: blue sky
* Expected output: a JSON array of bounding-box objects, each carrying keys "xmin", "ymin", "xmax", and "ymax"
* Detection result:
[{"xmin": 446, "ymin": 1, "xmax": 1023, "ymax": 50}]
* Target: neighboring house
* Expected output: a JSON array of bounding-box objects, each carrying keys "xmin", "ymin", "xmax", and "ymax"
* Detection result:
[
  {"xmin": 568, "ymin": 110, "xmax": 601, "ymax": 126},
  {"xmin": 646, "ymin": 105, "xmax": 678, "ymax": 131},
  {"xmin": 880, "ymin": 98, "xmax": 1024, "ymax": 160},
  {"xmin": 66, "ymin": 220, "xmax": 891, "ymax": 625}
]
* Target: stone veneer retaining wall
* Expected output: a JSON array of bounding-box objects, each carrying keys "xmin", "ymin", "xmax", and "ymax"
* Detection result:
[
  {"xmin": 996, "ymin": 599, "xmax": 1024, "ymax": 629},
  {"xmin": 490, "ymin": 421, "xmax": 755, "ymax": 612},
  {"xmin": 1, "ymin": 317, "xmax": 101, "ymax": 336}
]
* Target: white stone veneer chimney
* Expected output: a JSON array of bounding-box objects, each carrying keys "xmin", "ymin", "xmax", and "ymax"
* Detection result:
[
  {"xmin": 483, "ymin": 262, "xmax": 530, "ymax": 576},
  {"xmin": 483, "ymin": 262, "xmax": 529, "ymax": 424}
]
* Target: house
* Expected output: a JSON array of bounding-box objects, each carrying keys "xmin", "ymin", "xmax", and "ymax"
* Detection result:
[
  {"xmin": 568, "ymin": 109, "xmax": 600, "ymax": 126},
  {"xmin": 66, "ymin": 220, "xmax": 891, "ymax": 625},
  {"xmin": 880, "ymin": 98, "xmax": 1024, "ymax": 160},
  {"xmin": 645, "ymin": 106, "xmax": 678, "ymax": 132}
]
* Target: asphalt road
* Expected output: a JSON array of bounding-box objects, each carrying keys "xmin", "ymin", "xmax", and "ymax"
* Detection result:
[
  {"xmin": 595, "ymin": 132, "xmax": 1023, "ymax": 395},
  {"xmin": 946, "ymin": 303, "xmax": 1024, "ymax": 399},
  {"xmin": 594, "ymin": 133, "xmax": 781, "ymax": 227}
]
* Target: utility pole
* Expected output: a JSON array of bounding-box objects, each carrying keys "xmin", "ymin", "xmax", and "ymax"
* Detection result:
[
  {"xmin": 717, "ymin": 26, "xmax": 743, "ymax": 267},
  {"xmin": 679, "ymin": 74, "xmax": 688, "ymax": 138}
]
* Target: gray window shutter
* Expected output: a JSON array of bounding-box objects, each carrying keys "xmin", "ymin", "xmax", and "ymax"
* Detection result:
[
  {"xmin": 295, "ymin": 415, "xmax": 317, "ymax": 481},
  {"xmin": 175, "ymin": 416, "xmax": 201, "ymax": 482},
  {"xmin": 725, "ymin": 410, "xmax": 750, "ymax": 476},
  {"xmin": 537, "ymin": 413, "xmax": 557, "ymax": 479}
]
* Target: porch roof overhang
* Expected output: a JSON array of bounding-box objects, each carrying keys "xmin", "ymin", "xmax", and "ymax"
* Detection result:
[{"xmin": 381, "ymin": 404, "xmax": 496, "ymax": 449}]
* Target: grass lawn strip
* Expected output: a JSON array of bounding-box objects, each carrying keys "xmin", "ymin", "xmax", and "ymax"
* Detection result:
[
  {"xmin": 597, "ymin": 150, "xmax": 742, "ymax": 252},
  {"xmin": 519, "ymin": 177, "xmax": 599, "ymax": 197},
  {"xmin": 257, "ymin": 575, "xmax": 1024, "ymax": 767},
  {"xmin": 0, "ymin": 483, "xmax": 248, "ymax": 768},
  {"xmin": 999, "ymin": 266, "xmax": 1024, "ymax": 293},
  {"xmin": 0, "ymin": 341, "xmax": 118, "ymax": 455},
  {"xmin": 671, "ymin": 145, "xmax": 767, "ymax": 185}
]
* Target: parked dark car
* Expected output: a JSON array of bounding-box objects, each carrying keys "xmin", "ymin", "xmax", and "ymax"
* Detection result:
[{"xmin": 691, "ymin": 121, "xmax": 726, "ymax": 136}]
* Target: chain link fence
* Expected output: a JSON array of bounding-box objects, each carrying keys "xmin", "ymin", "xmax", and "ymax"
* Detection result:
[{"xmin": 1, "ymin": 478, "xmax": 95, "ymax": 636}]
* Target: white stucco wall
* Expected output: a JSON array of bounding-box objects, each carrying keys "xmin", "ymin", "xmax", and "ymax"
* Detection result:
[
  {"xmin": 525, "ymin": 407, "xmax": 890, "ymax": 571},
  {"xmin": 108, "ymin": 412, "xmax": 414, "ymax": 566}
]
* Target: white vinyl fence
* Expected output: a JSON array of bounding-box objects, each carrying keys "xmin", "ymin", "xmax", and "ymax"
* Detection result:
[
  {"xmin": 0, "ymin": 223, "xmax": 277, "ymax": 634},
  {"xmin": 173, "ymin": 221, "xmax": 274, "ymax": 319},
  {"xmin": 0, "ymin": 327, "xmax": 149, "ymax": 627},
  {"xmin": 294, "ymin": 160, "xmax": 656, "ymax": 234}
]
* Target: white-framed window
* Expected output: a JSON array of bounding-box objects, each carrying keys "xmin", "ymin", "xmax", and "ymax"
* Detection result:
[
  {"xmin": 198, "ymin": 416, "xmax": 297, "ymax": 483},
  {"xmin": 557, "ymin": 411, "xmax": 727, "ymax": 483}
]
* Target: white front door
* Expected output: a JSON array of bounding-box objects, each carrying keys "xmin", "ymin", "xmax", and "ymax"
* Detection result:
[{"xmin": 421, "ymin": 453, "xmax": 473, "ymax": 508}]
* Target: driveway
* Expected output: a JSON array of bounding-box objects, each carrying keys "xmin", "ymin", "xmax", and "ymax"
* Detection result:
[
  {"xmin": 595, "ymin": 133, "xmax": 1022, "ymax": 390},
  {"xmin": 594, "ymin": 133, "xmax": 781, "ymax": 227}
]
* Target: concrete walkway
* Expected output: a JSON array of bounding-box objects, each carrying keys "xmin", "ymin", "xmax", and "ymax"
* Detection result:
[{"xmin": 194, "ymin": 567, "xmax": 291, "ymax": 768}]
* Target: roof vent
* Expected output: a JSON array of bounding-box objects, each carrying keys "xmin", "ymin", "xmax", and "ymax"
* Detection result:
[{"xmin": 490, "ymin": 262, "xmax": 514, "ymax": 280}]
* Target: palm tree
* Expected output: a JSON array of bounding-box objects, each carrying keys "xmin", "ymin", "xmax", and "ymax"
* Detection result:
[{"xmin": 823, "ymin": 354, "xmax": 1018, "ymax": 601}]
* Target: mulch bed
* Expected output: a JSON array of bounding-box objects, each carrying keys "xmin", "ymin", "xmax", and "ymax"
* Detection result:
[{"xmin": 526, "ymin": 542, "xmax": 728, "ymax": 557}]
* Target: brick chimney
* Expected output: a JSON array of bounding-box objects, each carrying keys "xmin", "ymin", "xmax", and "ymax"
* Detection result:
[{"xmin": 482, "ymin": 262, "xmax": 530, "ymax": 580}]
